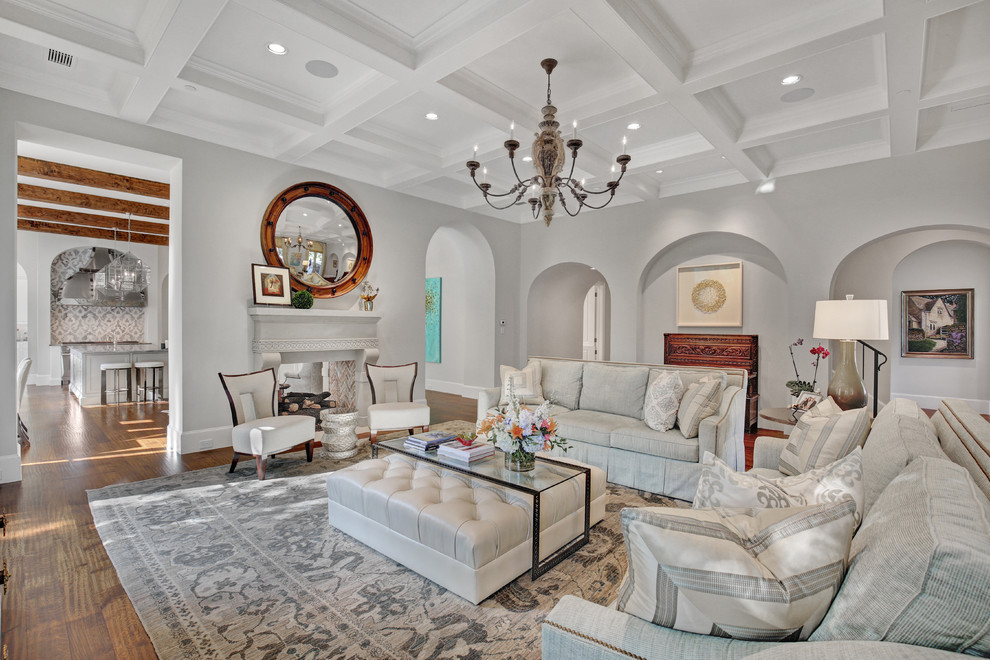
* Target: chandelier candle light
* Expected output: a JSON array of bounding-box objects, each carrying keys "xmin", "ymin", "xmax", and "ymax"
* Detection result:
[{"xmin": 466, "ymin": 58, "xmax": 631, "ymax": 227}]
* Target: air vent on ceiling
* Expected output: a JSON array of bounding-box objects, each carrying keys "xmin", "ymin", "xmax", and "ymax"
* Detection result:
[{"xmin": 48, "ymin": 49, "xmax": 73, "ymax": 67}]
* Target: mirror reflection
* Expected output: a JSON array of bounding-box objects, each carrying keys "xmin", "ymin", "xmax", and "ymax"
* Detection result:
[{"xmin": 275, "ymin": 198, "xmax": 357, "ymax": 287}]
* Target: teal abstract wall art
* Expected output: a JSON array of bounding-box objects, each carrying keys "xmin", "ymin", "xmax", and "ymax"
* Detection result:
[{"xmin": 425, "ymin": 277, "xmax": 441, "ymax": 363}]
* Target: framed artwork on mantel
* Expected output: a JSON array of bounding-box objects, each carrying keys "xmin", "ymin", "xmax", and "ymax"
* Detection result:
[
  {"xmin": 676, "ymin": 261, "xmax": 743, "ymax": 327},
  {"xmin": 252, "ymin": 263, "xmax": 292, "ymax": 306}
]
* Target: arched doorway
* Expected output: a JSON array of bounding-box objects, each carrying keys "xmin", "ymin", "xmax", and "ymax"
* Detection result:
[
  {"xmin": 528, "ymin": 263, "xmax": 610, "ymax": 360},
  {"xmin": 424, "ymin": 225, "xmax": 497, "ymax": 394}
]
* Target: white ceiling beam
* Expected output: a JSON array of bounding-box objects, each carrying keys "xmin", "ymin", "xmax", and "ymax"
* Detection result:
[
  {"xmin": 883, "ymin": 0, "xmax": 927, "ymax": 156},
  {"xmin": 119, "ymin": 0, "xmax": 228, "ymax": 123}
]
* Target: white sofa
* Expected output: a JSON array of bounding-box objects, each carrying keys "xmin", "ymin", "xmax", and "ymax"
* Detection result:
[
  {"xmin": 478, "ymin": 357, "xmax": 747, "ymax": 501},
  {"xmin": 541, "ymin": 398, "xmax": 990, "ymax": 659}
]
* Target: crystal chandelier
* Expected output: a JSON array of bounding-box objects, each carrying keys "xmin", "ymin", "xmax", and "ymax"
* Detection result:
[
  {"xmin": 466, "ymin": 58, "xmax": 631, "ymax": 227},
  {"xmin": 98, "ymin": 213, "xmax": 150, "ymax": 297}
]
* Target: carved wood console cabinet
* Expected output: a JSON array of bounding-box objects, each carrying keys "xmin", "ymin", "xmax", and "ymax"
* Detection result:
[{"xmin": 664, "ymin": 333, "xmax": 759, "ymax": 433}]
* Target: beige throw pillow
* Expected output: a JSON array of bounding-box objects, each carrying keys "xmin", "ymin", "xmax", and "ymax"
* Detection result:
[
  {"xmin": 616, "ymin": 501, "xmax": 856, "ymax": 641},
  {"xmin": 498, "ymin": 361, "xmax": 544, "ymax": 405},
  {"xmin": 677, "ymin": 376, "xmax": 722, "ymax": 439},
  {"xmin": 694, "ymin": 449, "xmax": 865, "ymax": 528},
  {"xmin": 778, "ymin": 406, "xmax": 871, "ymax": 476},
  {"xmin": 644, "ymin": 370, "xmax": 683, "ymax": 432}
]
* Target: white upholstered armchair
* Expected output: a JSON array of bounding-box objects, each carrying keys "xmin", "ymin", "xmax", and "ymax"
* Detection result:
[
  {"xmin": 365, "ymin": 362, "xmax": 430, "ymax": 445},
  {"xmin": 218, "ymin": 368, "xmax": 315, "ymax": 480}
]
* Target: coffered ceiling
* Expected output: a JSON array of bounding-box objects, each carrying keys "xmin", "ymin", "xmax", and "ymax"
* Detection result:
[{"xmin": 2, "ymin": 0, "xmax": 988, "ymax": 222}]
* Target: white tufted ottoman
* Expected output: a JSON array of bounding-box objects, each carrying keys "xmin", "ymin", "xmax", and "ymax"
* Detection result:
[{"xmin": 326, "ymin": 453, "xmax": 606, "ymax": 604}]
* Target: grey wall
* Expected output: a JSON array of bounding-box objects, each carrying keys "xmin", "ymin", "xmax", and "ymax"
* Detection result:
[
  {"xmin": 1, "ymin": 88, "xmax": 520, "ymax": 469},
  {"xmin": 518, "ymin": 140, "xmax": 990, "ymax": 415},
  {"xmin": 527, "ymin": 263, "xmax": 608, "ymax": 360}
]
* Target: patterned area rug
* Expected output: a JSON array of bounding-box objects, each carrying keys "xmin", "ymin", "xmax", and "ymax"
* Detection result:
[{"xmin": 88, "ymin": 422, "xmax": 684, "ymax": 659}]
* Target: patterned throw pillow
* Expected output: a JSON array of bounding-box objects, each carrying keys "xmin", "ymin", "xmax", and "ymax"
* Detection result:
[
  {"xmin": 616, "ymin": 501, "xmax": 857, "ymax": 641},
  {"xmin": 498, "ymin": 361, "xmax": 544, "ymax": 405},
  {"xmin": 694, "ymin": 449, "xmax": 865, "ymax": 528},
  {"xmin": 677, "ymin": 376, "xmax": 722, "ymax": 439},
  {"xmin": 644, "ymin": 370, "xmax": 683, "ymax": 432},
  {"xmin": 778, "ymin": 405, "xmax": 871, "ymax": 476}
]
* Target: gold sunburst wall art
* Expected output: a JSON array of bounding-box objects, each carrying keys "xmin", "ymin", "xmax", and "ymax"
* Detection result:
[{"xmin": 676, "ymin": 261, "xmax": 743, "ymax": 327}]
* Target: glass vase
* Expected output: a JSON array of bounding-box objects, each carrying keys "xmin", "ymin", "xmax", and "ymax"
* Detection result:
[{"xmin": 504, "ymin": 449, "xmax": 536, "ymax": 472}]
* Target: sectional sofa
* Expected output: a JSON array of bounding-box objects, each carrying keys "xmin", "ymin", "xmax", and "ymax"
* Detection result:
[
  {"xmin": 477, "ymin": 356, "xmax": 748, "ymax": 500},
  {"xmin": 541, "ymin": 397, "xmax": 990, "ymax": 658}
]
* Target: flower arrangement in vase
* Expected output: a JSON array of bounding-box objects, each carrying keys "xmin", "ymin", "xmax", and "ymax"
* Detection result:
[
  {"xmin": 476, "ymin": 384, "xmax": 568, "ymax": 471},
  {"xmin": 785, "ymin": 338, "xmax": 830, "ymax": 397}
]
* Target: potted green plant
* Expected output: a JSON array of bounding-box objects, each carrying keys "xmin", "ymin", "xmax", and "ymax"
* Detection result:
[{"xmin": 291, "ymin": 290, "xmax": 314, "ymax": 309}]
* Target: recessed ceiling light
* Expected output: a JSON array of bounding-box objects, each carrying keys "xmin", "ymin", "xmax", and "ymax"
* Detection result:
[
  {"xmin": 267, "ymin": 43, "xmax": 287, "ymax": 55},
  {"xmin": 755, "ymin": 179, "xmax": 776, "ymax": 194},
  {"xmin": 626, "ymin": 122, "xmax": 641, "ymax": 130},
  {"xmin": 655, "ymin": 169, "xmax": 663, "ymax": 174},
  {"xmin": 522, "ymin": 156, "xmax": 533, "ymax": 162},
  {"xmin": 781, "ymin": 74, "xmax": 802, "ymax": 86},
  {"xmin": 425, "ymin": 112, "xmax": 438, "ymax": 121}
]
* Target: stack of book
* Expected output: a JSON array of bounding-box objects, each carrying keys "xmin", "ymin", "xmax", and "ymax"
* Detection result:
[
  {"xmin": 437, "ymin": 440, "xmax": 495, "ymax": 463},
  {"xmin": 403, "ymin": 431, "xmax": 457, "ymax": 452}
]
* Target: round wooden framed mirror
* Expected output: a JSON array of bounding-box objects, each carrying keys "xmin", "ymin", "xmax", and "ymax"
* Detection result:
[{"xmin": 261, "ymin": 182, "xmax": 373, "ymax": 298}]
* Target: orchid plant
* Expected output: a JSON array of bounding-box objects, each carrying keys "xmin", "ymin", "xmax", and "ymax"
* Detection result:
[{"xmin": 785, "ymin": 338, "xmax": 830, "ymax": 397}]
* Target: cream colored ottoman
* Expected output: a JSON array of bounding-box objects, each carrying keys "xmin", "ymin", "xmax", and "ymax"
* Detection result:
[{"xmin": 326, "ymin": 453, "xmax": 606, "ymax": 604}]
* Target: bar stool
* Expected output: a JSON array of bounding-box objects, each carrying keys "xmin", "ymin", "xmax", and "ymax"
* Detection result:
[
  {"xmin": 101, "ymin": 362, "xmax": 132, "ymax": 405},
  {"xmin": 135, "ymin": 361, "xmax": 165, "ymax": 402}
]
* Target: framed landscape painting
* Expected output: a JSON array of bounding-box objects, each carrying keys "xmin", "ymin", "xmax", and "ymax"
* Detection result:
[
  {"xmin": 425, "ymin": 277, "xmax": 441, "ymax": 363},
  {"xmin": 901, "ymin": 288, "xmax": 973, "ymax": 358}
]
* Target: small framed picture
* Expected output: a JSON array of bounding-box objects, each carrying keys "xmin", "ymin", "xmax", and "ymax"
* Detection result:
[
  {"xmin": 252, "ymin": 263, "xmax": 292, "ymax": 305},
  {"xmin": 792, "ymin": 391, "xmax": 823, "ymax": 411}
]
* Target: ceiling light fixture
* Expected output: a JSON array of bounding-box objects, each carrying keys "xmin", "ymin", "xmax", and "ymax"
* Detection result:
[
  {"xmin": 755, "ymin": 179, "xmax": 776, "ymax": 194},
  {"xmin": 267, "ymin": 43, "xmax": 287, "ymax": 55},
  {"xmin": 425, "ymin": 112, "xmax": 438, "ymax": 121},
  {"xmin": 655, "ymin": 169, "xmax": 663, "ymax": 174},
  {"xmin": 466, "ymin": 59, "xmax": 630, "ymax": 227},
  {"xmin": 781, "ymin": 74, "xmax": 802, "ymax": 86},
  {"xmin": 627, "ymin": 122, "xmax": 641, "ymax": 130}
]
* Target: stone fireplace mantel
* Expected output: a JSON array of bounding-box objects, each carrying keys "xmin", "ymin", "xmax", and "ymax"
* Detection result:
[{"xmin": 248, "ymin": 306, "xmax": 382, "ymax": 424}]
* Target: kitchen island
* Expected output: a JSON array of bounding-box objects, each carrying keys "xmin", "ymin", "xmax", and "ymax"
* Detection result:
[{"xmin": 69, "ymin": 344, "xmax": 168, "ymax": 406}]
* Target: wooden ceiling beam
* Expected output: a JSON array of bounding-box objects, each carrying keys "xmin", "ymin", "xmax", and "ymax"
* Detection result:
[
  {"xmin": 17, "ymin": 205, "xmax": 169, "ymax": 236},
  {"xmin": 17, "ymin": 184, "xmax": 170, "ymax": 220},
  {"xmin": 17, "ymin": 219, "xmax": 168, "ymax": 246},
  {"xmin": 17, "ymin": 157, "xmax": 170, "ymax": 199}
]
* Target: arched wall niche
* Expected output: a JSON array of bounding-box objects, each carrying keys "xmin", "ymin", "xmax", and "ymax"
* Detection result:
[
  {"xmin": 830, "ymin": 225, "xmax": 990, "ymax": 412},
  {"xmin": 527, "ymin": 263, "xmax": 610, "ymax": 360},
  {"xmin": 639, "ymin": 232, "xmax": 792, "ymax": 408},
  {"xmin": 424, "ymin": 224, "xmax": 497, "ymax": 394}
]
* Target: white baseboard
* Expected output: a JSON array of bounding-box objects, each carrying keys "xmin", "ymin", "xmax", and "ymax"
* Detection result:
[
  {"xmin": 890, "ymin": 393, "xmax": 990, "ymax": 415},
  {"xmin": 0, "ymin": 450, "xmax": 22, "ymax": 483},
  {"xmin": 28, "ymin": 375, "xmax": 59, "ymax": 387},
  {"xmin": 175, "ymin": 425, "xmax": 232, "ymax": 455},
  {"xmin": 425, "ymin": 379, "xmax": 484, "ymax": 399}
]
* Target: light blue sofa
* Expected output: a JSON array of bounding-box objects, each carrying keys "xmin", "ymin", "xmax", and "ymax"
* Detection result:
[
  {"xmin": 478, "ymin": 357, "xmax": 747, "ymax": 501},
  {"xmin": 541, "ymin": 398, "xmax": 990, "ymax": 658}
]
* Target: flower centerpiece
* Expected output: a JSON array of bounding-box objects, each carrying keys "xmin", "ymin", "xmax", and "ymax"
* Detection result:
[
  {"xmin": 476, "ymin": 384, "xmax": 568, "ymax": 471},
  {"xmin": 785, "ymin": 338, "xmax": 830, "ymax": 397}
]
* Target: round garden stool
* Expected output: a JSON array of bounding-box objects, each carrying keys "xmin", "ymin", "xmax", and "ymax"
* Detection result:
[
  {"xmin": 134, "ymin": 361, "xmax": 165, "ymax": 402},
  {"xmin": 100, "ymin": 362, "xmax": 132, "ymax": 405},
  {"xmin": 319, "ymin": 408, "xmax": 360, "ymax": 460}
]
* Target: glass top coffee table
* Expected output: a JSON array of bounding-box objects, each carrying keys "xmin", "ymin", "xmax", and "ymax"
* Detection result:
[{"xmin": 372, "ymin": 436, "xmax": 591, "ymax": 579}]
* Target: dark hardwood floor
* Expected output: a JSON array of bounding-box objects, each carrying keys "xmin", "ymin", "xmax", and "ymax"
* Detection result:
[{"xmin": 1, "ymin": 385, "xmax": 765, "ymax": 659}]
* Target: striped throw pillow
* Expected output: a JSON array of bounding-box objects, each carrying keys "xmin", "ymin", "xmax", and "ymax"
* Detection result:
[
  {"xmin": 694, "ymin": 449, "xmax": 865, "ymax": 528},
  {"xmin": 616, "ymin": 501, "xmax": 857, "ymax": 641},
  {"xmin": 677, "ymin": 376, "xmax": 722, "ymax": 439},
  {"xmin": 778, "ymin": 406, "xmax": 871, "ymax": 476}
]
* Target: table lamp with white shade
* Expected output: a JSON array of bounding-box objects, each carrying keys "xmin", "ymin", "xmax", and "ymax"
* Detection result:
[{"xmin": 813, "ymin": 295, "xmax": 889, "ymax": 411}]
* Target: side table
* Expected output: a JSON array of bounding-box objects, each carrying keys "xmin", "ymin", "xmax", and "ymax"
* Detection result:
[
  {"xmin": 320, "ymin": 408, "xmax": 359, "ymax": 459},
  {"xmin": 758, "ymin": 407, "xmax": 805, "ymax": 427}
]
